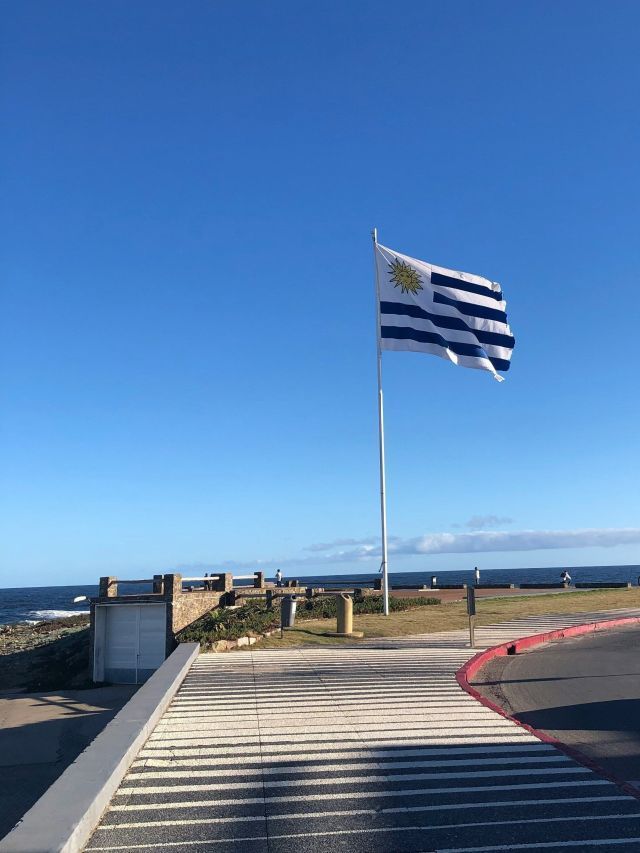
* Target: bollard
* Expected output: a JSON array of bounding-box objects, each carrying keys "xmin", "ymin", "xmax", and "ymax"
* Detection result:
[
  {"xmin": 336, "ymin": 593, "xmax": 353, "ymax": 635},
  {"xmin": 323, "ymin": 593, "xmax": 363, "ymax": 638}
]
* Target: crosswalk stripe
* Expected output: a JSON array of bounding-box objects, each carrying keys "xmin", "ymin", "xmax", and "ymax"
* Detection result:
[
  {"xmin": 84, "ymin": 607, "xmax": 640, "ymax": 852},
  {"xmin": 110, "ymin": 779, "xmax": 608, "ymax": 809},
  {"xmin": 86, "ymin": 812, "xmax": 640, "ymax": 850}
]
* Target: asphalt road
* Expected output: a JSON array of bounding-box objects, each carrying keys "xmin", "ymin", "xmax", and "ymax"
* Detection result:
[{"xmin": 474, "ymin": 624, "xmax": 640, "ymax": 786}]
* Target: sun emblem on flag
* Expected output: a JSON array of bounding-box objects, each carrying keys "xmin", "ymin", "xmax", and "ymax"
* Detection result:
[{"xmin": 388, "ymin": 257, "xmax": 423, "ymax": 295}]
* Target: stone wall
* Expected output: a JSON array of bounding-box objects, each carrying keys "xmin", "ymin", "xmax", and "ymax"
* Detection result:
[{"xmin": 167, "ymin": 591, "xmax": 225, "ymax": 650}]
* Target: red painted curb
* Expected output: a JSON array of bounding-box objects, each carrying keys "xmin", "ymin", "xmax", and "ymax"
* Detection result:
[{"xmin": 455, "ymin": 615, "xmax": 640, "ymax": 801}]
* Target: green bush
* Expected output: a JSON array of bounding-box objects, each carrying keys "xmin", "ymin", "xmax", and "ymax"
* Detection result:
[{"xmin": 176, "ymin": 601, "xmax": 279, "ymax": 647}]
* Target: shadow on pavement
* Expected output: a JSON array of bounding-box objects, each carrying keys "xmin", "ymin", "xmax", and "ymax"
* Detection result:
[{"xmin": 0, "ymin": 685, "xmax": 138, "ymax": 840}]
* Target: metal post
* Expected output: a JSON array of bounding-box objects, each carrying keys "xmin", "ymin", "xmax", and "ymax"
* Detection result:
[
  {"xmin": 372, "ymin": 228, "xmax": 390, "ymax": 616},
  {"xmin": 466, "ymin": 585, "xmax": 476, "ymax": 648}
]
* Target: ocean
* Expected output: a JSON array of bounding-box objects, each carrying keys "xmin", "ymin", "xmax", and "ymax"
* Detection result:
[{"xmin": 1, "ymin": 563, "xmax": 640, "ymax": 625}]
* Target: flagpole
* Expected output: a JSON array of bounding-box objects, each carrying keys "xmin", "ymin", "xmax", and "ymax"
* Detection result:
[{"xmin": 372, "ymin": 228, "xmax": 390, "ymax": 616}]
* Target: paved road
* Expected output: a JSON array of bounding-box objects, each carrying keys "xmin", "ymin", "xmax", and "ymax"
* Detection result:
[
  {"xmin": 474, "ymin": 623, "xmax": 640, "ymax": 788},
  {"xmin": 85, "ymin": 609, "xmax": 640, "ymax": 853}
]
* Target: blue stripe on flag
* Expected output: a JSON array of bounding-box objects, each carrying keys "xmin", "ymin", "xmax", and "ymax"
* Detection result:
[
  {"xmin": 380, "ymin": 326, "xmax": 511, "ymax": 372},
  {"xmin": 431, "ymin": 271, "xmax": 503, "ymax": 302},
  {"xmin": 380, "ymin": 301, "xmax": 515, "ymax": 349},
  {"xmin": 432, "ymin": 291, "xmax": 508, "ymax": 323}
]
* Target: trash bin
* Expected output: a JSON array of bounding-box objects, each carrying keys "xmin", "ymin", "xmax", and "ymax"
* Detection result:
[{"xmin": 280, "ymin": 594, "xmax": 297, "ymax": 628}]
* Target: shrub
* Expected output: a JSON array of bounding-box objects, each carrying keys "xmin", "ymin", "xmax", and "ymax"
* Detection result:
[{"xmin": 176, "ymin": 601, "xmax": 279, "ymax": 647}]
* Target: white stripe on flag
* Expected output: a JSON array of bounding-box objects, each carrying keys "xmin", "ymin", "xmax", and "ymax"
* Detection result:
[{"xmin": 376, "ymin": 243, "xmax": 515, "ymax": 380}]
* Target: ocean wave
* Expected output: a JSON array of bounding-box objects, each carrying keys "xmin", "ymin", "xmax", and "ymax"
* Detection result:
[{"xmin": 25, "ymin": 609, "xmax": 90, "ymax": 621}]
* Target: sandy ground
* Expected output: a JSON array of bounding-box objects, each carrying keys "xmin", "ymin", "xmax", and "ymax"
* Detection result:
[{"xmin": 0, "ymin": 684, "xmax": 137, "ymax": 840}]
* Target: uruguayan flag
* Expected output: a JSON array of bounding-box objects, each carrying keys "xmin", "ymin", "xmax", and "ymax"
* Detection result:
[{"xmin": 376, "ymin": 243, "xmax": 515, "ymax": 381}]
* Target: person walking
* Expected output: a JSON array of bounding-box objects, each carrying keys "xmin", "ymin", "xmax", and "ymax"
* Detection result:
[
  {"xmin": 474, "ymin": 566, "xmax": 481, "ymax": 585},
  {"xmin": 561, "ymin": 570, "xmax": 572, "ymax": 586},
  {"xmin": 275, "ymin": 569, "xmax": 283, "ymax": 587}
]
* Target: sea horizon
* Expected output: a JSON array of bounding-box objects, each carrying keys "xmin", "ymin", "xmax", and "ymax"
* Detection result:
[{"xmin": 2, "ymin": 562, "xmax": 640, "ymax": 625}]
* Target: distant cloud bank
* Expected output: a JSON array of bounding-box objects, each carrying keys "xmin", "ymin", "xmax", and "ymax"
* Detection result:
[
  {"xmin": 388, "ymin": 528, "xmax": 640, "ymax": 557},
  {"xmin": 295, "ymin": 527, "xmax": 640, "ymax": 565},
  {"xmin": 180, "ymin": 527, "xmax": 640, "ymax": 572}
]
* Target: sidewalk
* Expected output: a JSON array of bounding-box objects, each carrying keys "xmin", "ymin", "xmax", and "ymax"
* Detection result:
[
  {"xmin": 85, "ymin": 608, "xmax": 640, "ymax": 852},
  {"xmin": 0, "ymin": 685, "xmax": 137, "ymax": 841}
]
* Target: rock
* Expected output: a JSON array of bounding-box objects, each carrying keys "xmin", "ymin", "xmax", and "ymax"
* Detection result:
[{"xmin": 0, "ymin": 617, "xmax": 91, "ymax": 691}]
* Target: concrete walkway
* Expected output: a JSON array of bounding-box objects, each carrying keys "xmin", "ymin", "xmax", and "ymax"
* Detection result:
[
  {"xmin": 0, "ymin": 685, "xmax": 137, "ymax": 841},
  {"xmin": 86, "ymin": 608, "xmax": 640, "ymax": 852}
]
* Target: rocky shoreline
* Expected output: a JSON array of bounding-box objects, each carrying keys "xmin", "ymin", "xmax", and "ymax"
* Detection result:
[{"xmin": 0, "ymin": 616, "xmax": 91, "ymax": 692}]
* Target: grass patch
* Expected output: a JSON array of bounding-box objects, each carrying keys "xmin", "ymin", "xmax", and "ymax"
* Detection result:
[
  {"xmin": 177, "ymin": 595, "xmax": 440, "ymax": 649},
  {"xmin": 253, "ymin": 587, "xmax": 640, "ymax": 649},
  {"xmin": 297, "ymin": 595, "xmax": 440, "ymax": 620}
]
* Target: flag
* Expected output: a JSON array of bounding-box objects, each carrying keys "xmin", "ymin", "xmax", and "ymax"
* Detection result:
[{"xmin": 375, "ymin": 243, "xmax": 515, "ymax": 381}]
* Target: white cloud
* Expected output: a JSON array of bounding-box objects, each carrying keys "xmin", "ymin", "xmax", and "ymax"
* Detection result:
[
  {"xmin": 380, "ymin": 528, "xmax": 640, "ymax": 559},
  {"xmin": 296, "ymin": 527, "xmax": 640, "ymax": 564},
  {"xmin": 462, "ymin": 515, "xmax": 514, "ymax": 530},
  {"xmin": 304, "ymin": 537, "xmax": 377, "ymax": 553}
]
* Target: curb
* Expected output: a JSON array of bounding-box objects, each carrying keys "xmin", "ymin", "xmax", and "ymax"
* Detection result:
[
  {"xmin": 456, "ymin": 615, "xmax": 640, "ymax": 801},
  {"xmin": 0, "ymin": 642, "xmax": 200, "ymax": 853}
]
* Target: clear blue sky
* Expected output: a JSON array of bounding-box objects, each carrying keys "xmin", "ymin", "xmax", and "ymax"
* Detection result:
[{"xmin": 2, "ymin": 1, "xmax": 639, "ymax": 587}]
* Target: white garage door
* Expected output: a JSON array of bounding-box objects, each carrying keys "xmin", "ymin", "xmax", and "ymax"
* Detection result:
[{"xmin": 103, "ymin": 604, "xmax": 167, "ymax": 684}]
